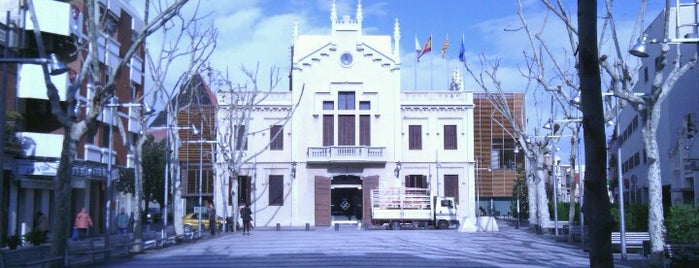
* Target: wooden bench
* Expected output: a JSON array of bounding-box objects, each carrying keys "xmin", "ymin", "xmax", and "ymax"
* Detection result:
[
  {"xmin": 611, "ymin": 232, "xmax": 650, "ymax": 252},
  {"xmin": 0, "ymin": 244, "xmax": 63, "ymax": 267},
  {"xmin": 665, "ymin": 244, "xmax": 699, "ymax": 266}
]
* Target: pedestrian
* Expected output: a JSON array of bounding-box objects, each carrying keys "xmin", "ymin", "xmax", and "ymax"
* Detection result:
[
  {"xmin": 35, "ymin": 211, "xmax": 49, "ymax": 242},
  {"xmin": 240, "ymin": 203, "xmax": 253, "ymax": 235},
  {"xmin": 116, "ymin": 208, "xmax": 130, "ymax": 234},
  {"xmin": 208, "ymin": 202, "xmax": 217, "ymax": 235},
  {"xmin": 74, "ymin": 207, "xmax": 93, "ymax": 240}
]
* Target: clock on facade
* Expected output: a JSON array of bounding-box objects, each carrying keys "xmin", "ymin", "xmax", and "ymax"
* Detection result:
[{"xmin": 340, "ymin": 52, "xmax": 353, "ymax": 66}]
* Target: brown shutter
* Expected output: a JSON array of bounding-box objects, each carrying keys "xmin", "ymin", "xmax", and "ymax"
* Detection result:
[
  {"xmin": 314, "ymin": 176, "xmax": 331, "ymax": 226},
  {"xmin": 359, "ymin": 115, "xmax": 371, "ymax": 146},
  {"xmin": 338, "ymin": 115, "xmax": 355, "ymax": 145},
  {"xmin": 323, "ymin": 115, "xmax": 334, "ymax": 146},
  {"xmin": 362, "ymin": 175, "xmax": 379, "ymax": 225}
]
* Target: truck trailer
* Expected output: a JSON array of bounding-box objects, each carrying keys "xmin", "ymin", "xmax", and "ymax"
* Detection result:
[{"xmin": 370, "ymin": 187, "xmax": 459, "ymax": 229}]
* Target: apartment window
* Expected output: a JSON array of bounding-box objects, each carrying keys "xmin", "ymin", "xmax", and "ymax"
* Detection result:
[
  {"xmin": 405, "ymin": 175, "xmax": 427, "ymax": 188},
  {"xmin": 359, "ymin": 115, "xmax": 371, "ymax": 146},
  {"xmin": 269, "ymin": 175, "xmax": 284, "ymax": 206},
  {"xmin": 359, "ymin": 101, "xmax": 371, "ymax": 110},
  {"xmin": 323, "ymin": 101, "xmax": 334, "ymax": 110},
  {"xmin": 444, "ymin": 175, "xmax": 459, "ymax": 204},
  {"xmin": 408, "ymin": 125, "xmax": 422, "ymax": 150},
  {"xmin": 323, "ymin": 115, "xmax": 334, "ymax": 146},
  {"xmin": 270, "ymin": 125, "xmax": 283, "ymax": 150},
  {"xmin": 101, "ymin": 124, "xmax": 110, "ymax": 148},
  {"xmin": 338, "ymin": 91, "xmax": 355, "ymax": 110},
  {"xmin": 338, "ymin": 115, "xmax": 356, "ymax": 145},
  {"xmin": 235, "ymin": 125, "xmax": 248, "ymax": 150},
  {"xmin": 444, "ymin": 125, "xmax": 457, "ymax": 150},
  {"xmin": 238, "ymin": 176, "xmax": 251, "ymax": 206}
]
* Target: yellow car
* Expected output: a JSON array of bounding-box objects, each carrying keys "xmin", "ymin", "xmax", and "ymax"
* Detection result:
[{"xmin": 182, "ymin": 212, "xmax": 224, "ymax": 232}]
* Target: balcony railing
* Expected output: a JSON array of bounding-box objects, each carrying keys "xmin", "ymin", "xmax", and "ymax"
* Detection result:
[{"xmin": 307, "ymin": 146, "xmax": 386, "ymax": 163}]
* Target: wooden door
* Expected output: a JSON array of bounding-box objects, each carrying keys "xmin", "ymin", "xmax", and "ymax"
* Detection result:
[
  {"xmin": 362, "ymin": 175, "xmax": 379, "ymax": 225},
  {"xmin": 314, "ymin": 176, "xmax": 331, "ymax": 226}
]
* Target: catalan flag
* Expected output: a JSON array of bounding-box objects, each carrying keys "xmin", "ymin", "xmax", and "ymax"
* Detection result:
[
  {"xmin": 441, "ymin": 35, "xmax": 449, "ymax": 59},
  {"xmin": 458, "ymin": 35, "xmax": 465, "ymax": 62},
  {"xmin": 417, "ymin": 35, "xmax": 432, "ymax": 62}
]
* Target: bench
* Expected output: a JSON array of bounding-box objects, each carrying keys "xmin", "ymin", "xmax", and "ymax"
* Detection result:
[
  {"xmin": 665, "ymin": 244, "xmax": 699, "ymax": 267},
  {"xmin": 0, "ymin": 244, "xmax": 63, "ymax": 267},
  {"xmin": 611, "ymin": 232, "xmax": 650, "ymax": 252}
]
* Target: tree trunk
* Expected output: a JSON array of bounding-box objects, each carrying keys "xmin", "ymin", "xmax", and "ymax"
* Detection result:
[
  {"xmin": 50, "ymin": 129, "xmax": 78, "ymax": 264},
  {"xmin": 578, "ymin": 1, "xmax": 614, "ymax": 266},
  {"xmin": 643, "ymin": 101, "xmax": 666, "ymax": 265},
  {"xmin": 526, "ymin": 157, "xmax": 538, "ymax": 226}
]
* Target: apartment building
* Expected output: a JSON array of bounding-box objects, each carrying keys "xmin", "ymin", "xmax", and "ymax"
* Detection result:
[{"xmin": 0, "ymin": 0, "xmax": 145, "ymax": 239}]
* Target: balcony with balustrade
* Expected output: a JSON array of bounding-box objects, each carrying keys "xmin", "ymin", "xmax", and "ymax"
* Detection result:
[{"xmin": 306, "ymin": 146, "xmax": 386, "ymax": 163}]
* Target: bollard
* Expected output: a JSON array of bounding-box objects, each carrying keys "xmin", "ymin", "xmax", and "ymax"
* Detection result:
[
  {"xmin": 276, "ymin": 223, "xmax": 280, "ymax": 231},
  {"xmin": 335, "ymin": 223, "xmax": 339, "ymax": 231},
  {"xmin": 305, "ymin": 223, "xmax": 310, "ymax": 231}
]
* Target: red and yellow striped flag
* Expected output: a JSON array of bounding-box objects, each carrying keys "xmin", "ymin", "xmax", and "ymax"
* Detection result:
[{"xmin": 441, "ymin": 35, "xmax": 449, "ymax": 59}]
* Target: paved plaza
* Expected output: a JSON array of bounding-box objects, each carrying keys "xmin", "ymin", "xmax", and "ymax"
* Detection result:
[{"xmin": 92, "ymin": 221, "xmax": 645, "ymax": 268}]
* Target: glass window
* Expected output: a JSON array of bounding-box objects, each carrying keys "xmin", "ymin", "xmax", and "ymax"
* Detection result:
[
  {"xmin": 405, "ymin": 175, "xmax": 427, "ymax": 188},
  {"xmin": 270, "ymin": 125, "xmax": 283, "ymax": 150},
  {"xmin": 444, "ymin": 125, "xmax": 457, "ymax": 150},
  {"xmin": 269, "ymin": 175, "xmax": 284, "ymax": 206},
  {"xmin": 359, "ymin": 101, "xmax": 371, "ymax": 110},
  {"xmin": 409, "ymin": 125, "xmax": 422, "ymax": 150},
  {"xmin": 444, "ymin": 175, "xmax": 459, "ymax": 204},
  {"xmin": 323, "ymin": 101, "xmax": 334, "ymax": 110},
  {"xmin": 360, "ymin": 115, "xmax": 371, "ymax": 146},
  {"xmin": 235, "ymin": 125, "xmax": 247, "ymax": 150},
  {"xmin": 338, "ymin": 91, "xmax": 355, "ymax": 110}
]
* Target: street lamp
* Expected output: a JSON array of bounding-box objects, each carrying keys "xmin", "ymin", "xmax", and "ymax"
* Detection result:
[{"xmin": 102, "ymin": 99, "xmax": 153, "ymax": 253}]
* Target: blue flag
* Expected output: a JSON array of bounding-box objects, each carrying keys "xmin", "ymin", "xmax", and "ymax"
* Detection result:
[{"xmin": 458, "ymin": 35, "xmax": 465, "ymax": 62}]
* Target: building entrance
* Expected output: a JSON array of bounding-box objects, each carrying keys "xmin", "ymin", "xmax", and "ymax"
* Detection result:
[{"xmin": 330, "ymin": 175, "xmax": 362, "ymax": 225}]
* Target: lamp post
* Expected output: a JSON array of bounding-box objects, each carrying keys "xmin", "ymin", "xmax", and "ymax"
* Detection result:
[
  {"xmin": 514, "ymin": 145, "xmax": 520, "ymax": 229},
  {"xmin": 102, "ymin": 99, "xmax": 153, "ymax": 254}
]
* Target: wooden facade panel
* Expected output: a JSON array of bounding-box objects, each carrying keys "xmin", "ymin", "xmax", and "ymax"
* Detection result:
[{"xmin": 473, "ymin": 93, "xmax": 524, "ymax": 199}]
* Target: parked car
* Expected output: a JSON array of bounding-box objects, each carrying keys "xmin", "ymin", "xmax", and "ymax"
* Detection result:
[{"xmin": 182, "ymin": 212, "xmax": 224, "ymax": 232}]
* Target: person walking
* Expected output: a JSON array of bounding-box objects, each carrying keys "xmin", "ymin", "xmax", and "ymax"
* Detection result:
[
  {"xmin": 74, "ymin": 207, "xmax": 93, "ymax": 240},
  {"xmin": 208, "ymin": 202, "xmax": 217, "ymax": 236},
  {"xmin": 240, "ymin": 203, "xmax": 253, "ymax": 235},
  {"xmin": 35, "ymin": 211, "xmax": 49, "ymax": 243},
  {"xmin": 116, "ymin": 208, "xmax": 130, "ymax": 234}
]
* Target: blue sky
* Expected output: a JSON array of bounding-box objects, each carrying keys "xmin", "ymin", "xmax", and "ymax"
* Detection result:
[
  {"xmin": 143, "ymin": 0, "xmax": 666, "ymax": 163},
  {"xmin": 161, "ymin": 0, "xmax": 664, "ymax": 95}
]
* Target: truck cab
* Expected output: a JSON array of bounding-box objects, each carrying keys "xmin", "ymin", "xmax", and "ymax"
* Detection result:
[{"xmin": 433, "ymin": 196, "xmax": 459, "ymax": 229}]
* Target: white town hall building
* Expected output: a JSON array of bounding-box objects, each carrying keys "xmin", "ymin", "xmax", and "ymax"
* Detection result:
[{"xmin": 210, "ymin": 1, "xmax": 477, "ymax": 229}]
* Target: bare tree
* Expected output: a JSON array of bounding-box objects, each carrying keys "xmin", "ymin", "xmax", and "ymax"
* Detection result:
[
  {"xmin": 145, "ymin": 0, "xmax": 217, "ymax": 236},
  {"xmin": 25, "ymin": 0, "xmax": 192, "ymax": 261},
  {"xmin": 211, "ymin": 64, "xmax": 303, "ymax": 230}
]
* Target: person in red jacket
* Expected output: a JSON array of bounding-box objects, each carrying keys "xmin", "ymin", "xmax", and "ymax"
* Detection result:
[{"xmin": 74, "ymin": 207, "xmax": 93, "ymax": 240}]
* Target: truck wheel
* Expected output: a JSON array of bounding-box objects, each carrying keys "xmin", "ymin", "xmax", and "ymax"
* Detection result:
[
  {"xmin": 390, "ymin": 221, "xmax": 400, "ymax": 230},
  {"xmin": 437, "ymin": 220, "xmax": 449, "ymax": 229}
]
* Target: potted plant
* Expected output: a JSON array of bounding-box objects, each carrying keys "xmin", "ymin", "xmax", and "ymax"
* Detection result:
[
  {"xmin": 23, "ymin": 230, "xmax": 46, "ymax": 246},
  {"xmin": 5, "ymin": 235, "xmax": 22, "ymax": 249}
]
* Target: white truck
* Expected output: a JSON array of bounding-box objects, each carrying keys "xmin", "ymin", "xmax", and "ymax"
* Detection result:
[{"xmin": 370, "ymin": 187, "xmax": 459, "ymax": 230}]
